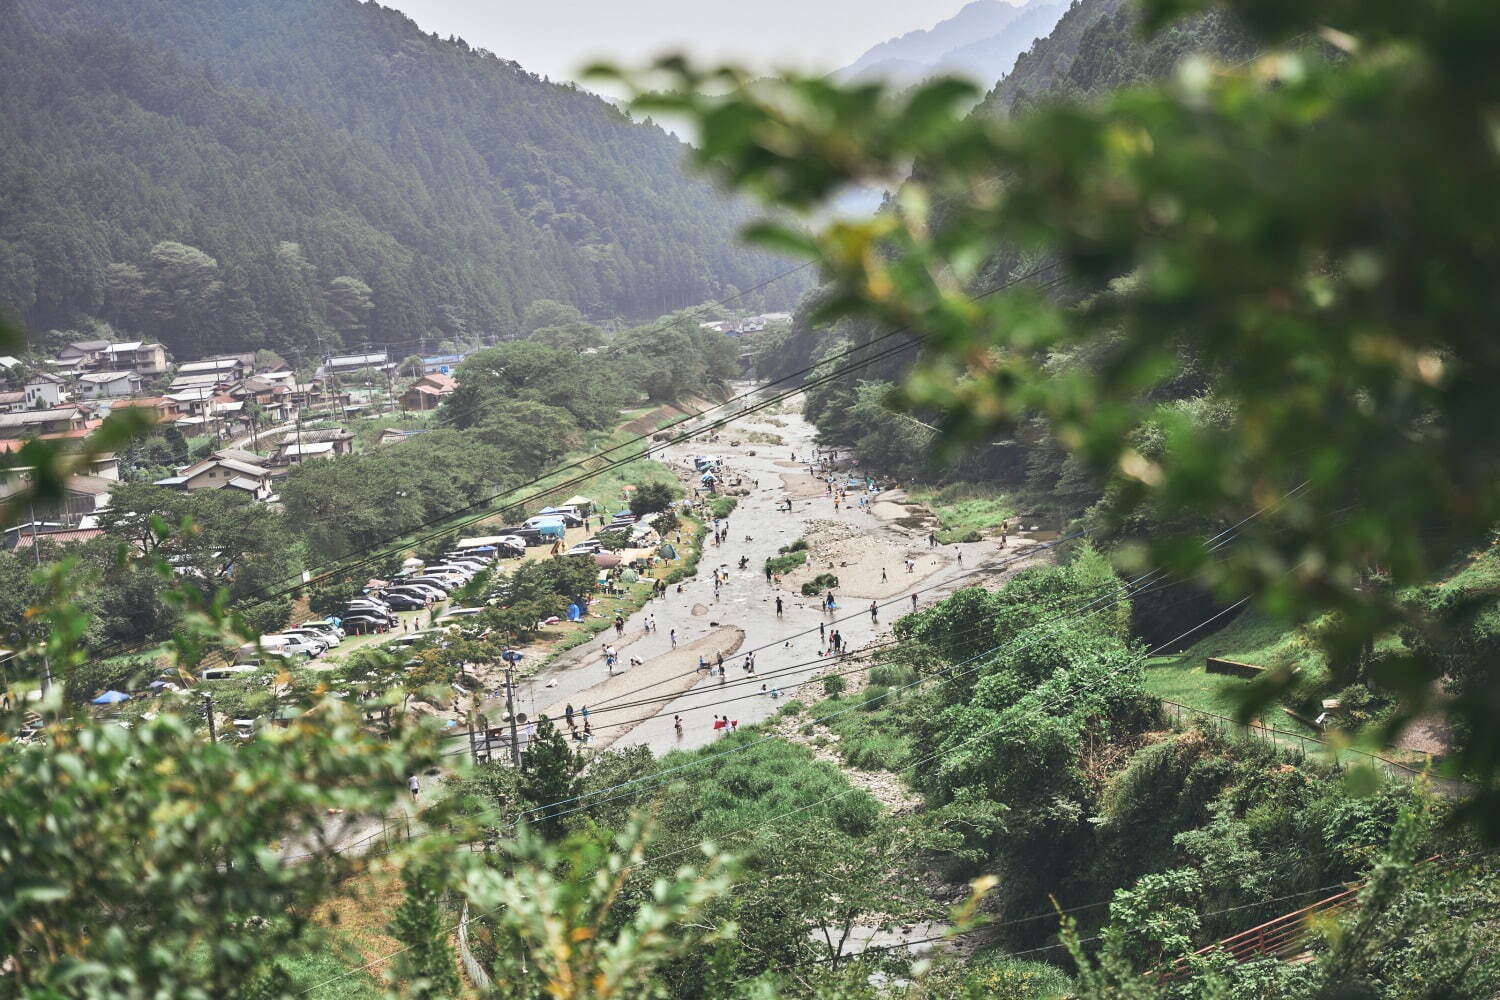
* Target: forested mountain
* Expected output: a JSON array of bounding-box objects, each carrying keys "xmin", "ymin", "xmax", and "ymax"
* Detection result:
[
  {"xmin": 767, "ymin": 0, "xmax": 1253, "ymax": 410},
  {"xmin": 981, "ymin": 0, "xmax": 1254, "ymax": 116},
  {"xmin": 837, "ymin": 0, "xmax": 1066, "ymax": 87},
  {"xmin": 0, "ymin": 0, "xmax": 802, "ymax": 362}
]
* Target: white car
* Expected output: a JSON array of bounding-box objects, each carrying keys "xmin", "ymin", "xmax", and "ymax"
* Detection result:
[
  {"xmin": 299, "ymin": 620, "xmax": 345, "ymax": 639},
  {"xmin": 259, "ymin": 635, "xmax": 327, "ymax": 658},
  {"xmin": 280, "ymin": 627, "xmax": 342, "ymax": 647}
]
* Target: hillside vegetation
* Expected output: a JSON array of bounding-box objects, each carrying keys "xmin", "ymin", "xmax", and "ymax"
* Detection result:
[{"xmin": 0, "ymin": 0, "xmax": 801, "ymax": 361}]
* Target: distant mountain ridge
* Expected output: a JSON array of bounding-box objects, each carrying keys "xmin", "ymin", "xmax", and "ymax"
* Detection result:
[
  {"xmin": 838, "ymin": 0, "xmax": 1067, "ymax": 86},
  {"xmin": 0, "ymin": 0, "xmax": 803, "ymax": 362}
]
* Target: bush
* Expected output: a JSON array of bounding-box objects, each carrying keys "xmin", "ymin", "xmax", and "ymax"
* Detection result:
[
  {"xmin": 801, "ymin": 573, "xmax": 839, "ymax": 597},
  {"xmin": 708, "ymin": 497, "xmax": 737, "ymax": 519},
  {"xmin": 764, "ymin": 549, "xmax": 808, "ymax": 576},
  {"xmin": 823, "ymin": 675, "xmax": 847, "ymax": 696},
  {"xmin": 859, "ymin": 685, "xmax": 890, "ymax": 711},
  {"xmin": 868, "ymin": 663, "xmax": 916, "ymax": 687}
]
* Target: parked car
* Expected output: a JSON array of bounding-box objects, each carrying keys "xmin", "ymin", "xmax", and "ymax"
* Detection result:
[
  {"xmin": 444, "ymin": 562, "xmax": 489, "ymax": 576},
  {"xmin": 201, "ymin": 665, "xmax": 262, "ymax": 681},
  {"xmin": 381, "ymin": 593, "xmax": 428, "ymax": 611},
  {"xmin": 260, "ymin": 635, "xmax": 327, "ymax": 658},
  {"xmin": 493, "ymin": 526, "xmax": 545, "ymax": 547},
  {"xmin": 279, "ymin": 627, "xmax": 342, "ymax": 647},
  {"xmin": 403, "ymin": 576, "xmax": 456, "ymax": 593},
  {"xmin": 387, "ymin": 583, "xmax": 445, "ymax": 601},
  {"xmin": 299, "ymin": 620, "xmax": 345, "ymax": 640},
  {"xmin": 346, "ymin": 598, "xmax": 393, "ymax": 613}
]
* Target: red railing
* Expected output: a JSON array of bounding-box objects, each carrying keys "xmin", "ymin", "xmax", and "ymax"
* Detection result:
[{"xmin": 1155, "ymin": 885, "xmax": 1360, "ymax": 981}]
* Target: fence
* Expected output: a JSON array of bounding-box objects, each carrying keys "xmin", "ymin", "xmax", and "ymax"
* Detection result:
[
  {"xmin": 456, "ymin": 900, "xmax": 494, "ymax": 994},
  {"xmin": 1156, "ymin": 886, "xmax": 1361, "ymax": 982},
  {"xmin": 1157, "ymin": 699, "xmax": 1468, "ymax": 799}
]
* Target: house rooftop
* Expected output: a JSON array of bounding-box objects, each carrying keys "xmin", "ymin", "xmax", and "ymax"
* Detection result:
[
  {"xmin": 211, "ymin": 448, "xmax": 265, "ymax": 465},
  {"xmin": 0, "ymin": 407, "xmax": 85, "ymax": 428},
  {"xmin": 78, "ymin": 371, "xmax": 138, "ymax": 384},
  {"xmin": 176, "ymin": 358, "xmax": 241, "ymax": 373},
  {"xmin": 277, "ymin": 442, "xmax": 335, "ymax": 457}
]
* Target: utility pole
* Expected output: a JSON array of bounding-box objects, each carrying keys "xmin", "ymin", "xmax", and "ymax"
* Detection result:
[
  {"xmin": 28, "ymin": 500, "xmax": 52, "ymax": 696},
  {"xmin": 202, "ymin": 690, "xmax": 217, "ymax": 744},
  {"xmin": 503, "ymin": 665, "xmax": 521, "ymax": 767}
]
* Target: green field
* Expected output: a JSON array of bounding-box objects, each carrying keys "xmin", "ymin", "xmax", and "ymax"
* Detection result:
[{"xmin": 1142, "ymin": 608, "xmax": 1310, "ymax": 717}]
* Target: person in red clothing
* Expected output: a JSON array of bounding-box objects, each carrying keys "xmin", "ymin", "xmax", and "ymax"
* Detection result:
[{"xmin": 712, "ymin": 716, "xmax": 726, "ymax": 731}]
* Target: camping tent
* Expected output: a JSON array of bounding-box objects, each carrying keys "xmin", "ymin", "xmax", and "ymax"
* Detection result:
[
  {"xmin": 562, "ymin": 495, "xmax": 594, "ymax": 513},
  {"xmin": 92, "ymin": 690, "xmax": 130, "ymax": 705},
  {"xmin": 659, "ymin": 542, "xmax": 678, "ymax": 560},
  {"xmin": 593, "ymin": 553, "xmax": 622, "ymax": 567},
  {"xmin": 535, "ymin": 521, "xmax": 566, "ymax": 539}
]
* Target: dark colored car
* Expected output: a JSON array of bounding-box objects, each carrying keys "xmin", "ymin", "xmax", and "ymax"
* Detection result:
[{"xmin": 381, "ymin": 593, "xmax": 427, "ymax": 611}]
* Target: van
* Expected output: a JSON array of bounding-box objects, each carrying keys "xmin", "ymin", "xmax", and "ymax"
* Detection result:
[{"xmin": 201, "ymin": 665, "xmax": 261, "ymax": 681}]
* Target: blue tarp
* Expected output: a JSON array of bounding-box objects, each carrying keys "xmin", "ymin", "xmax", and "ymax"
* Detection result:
[
  {"xmin": 536, "ymin": 522, "xmax": 566, "ymax": 539},
  {"xmin": 92, "ymin": 690, "xmax": 130, "ymax": 705},
  {"xmin": 566, "ymin": 603, "xmax": 582, "ymax": 622}
]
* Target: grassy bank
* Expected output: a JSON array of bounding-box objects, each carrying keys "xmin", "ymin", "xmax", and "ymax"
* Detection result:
[{"xmin": 908, "ymin": 483, "xmax": 1014, "ymax": 543}]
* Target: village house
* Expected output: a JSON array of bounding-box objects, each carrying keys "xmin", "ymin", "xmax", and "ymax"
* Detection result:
[
  {"xmin": 319, "ymin": 352, "xmax": 393, "ymax": 378},
  {"xmin": 56, "ymin": 340, "xmax": 112, "ymax": 368},
  {"xmin": 0, "ymin": 435, "xmax": 120, "ymax": 527},
  {"xmin": 106, "ymin": 396, "xmax": 183, "ymax": 424},
  {"xmin": 274, "ymin": 440, "xmax": 337, "ymax": 466},
  {"xmin": 399, "ymin": 371, "xmax": 457, "ymax": 411},
  {"xmin": 1, "ymin": 523, "xmax": 106, "ymax": 553},
  {"xmin": 174, "ymin": 357, "xmax": 246, "ymax": 382},
  {"xmin": 154, "ymin": 454, "xmax": 273, "ymax": 500},
  {"xmin": 0, "ymin": 389, "xmax": 26, "ymax": 414},
  {"xmin": 376, "ymin": 427, "xmax": 427, "ymax": 447},
  {"xmin": 226, "ymin": 376, "xmax": 293, "ymax": 422},
  {"xmin": 420, "ymin": 353, "xmax": 468, "ymax": 374},
  {"xmin": 75, "ymin": 371, "xmax": 144, "ymax": 399},
  {"xmin": 0, "ymin": 406, "xmax": 91, "ymax": 440},
  {"xmin": 24, "ymin": 373, "xmax": 67, "ymax": 410},
  {"xmin": 298, "ymin": 426, "xmax": 356, "ymax": 455},
  {"xmin": 100, "ymin": 342, "xmax": 169, "ymax": 376}
]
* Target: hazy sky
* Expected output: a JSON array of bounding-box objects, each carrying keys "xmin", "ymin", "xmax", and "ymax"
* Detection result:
[{"xmin": 388, "ymin": 0, "xmax": 974, "ymax": 84}]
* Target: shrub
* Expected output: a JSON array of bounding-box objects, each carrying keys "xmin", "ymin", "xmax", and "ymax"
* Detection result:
[
  {"xmin": 859, "ymin": 685, "xmax": 890, "ymax": 711},
  {"xmin": 764, "ymin": 550, "xmax": 808, "ymax": 576},
  {"xmin": 708, "ymin": 497, "xmax": 737, "ymax": 519},
  {"xmin": 801, "ymin": 573, "xmax": 839, "ymax": 597},
  {"xmin": 822, "ymin": 675, "xmax": 847, "ymax": 696},
  {"xmin": 868, "ymin": 663, "xmax": 917, "ymax": 687}
]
